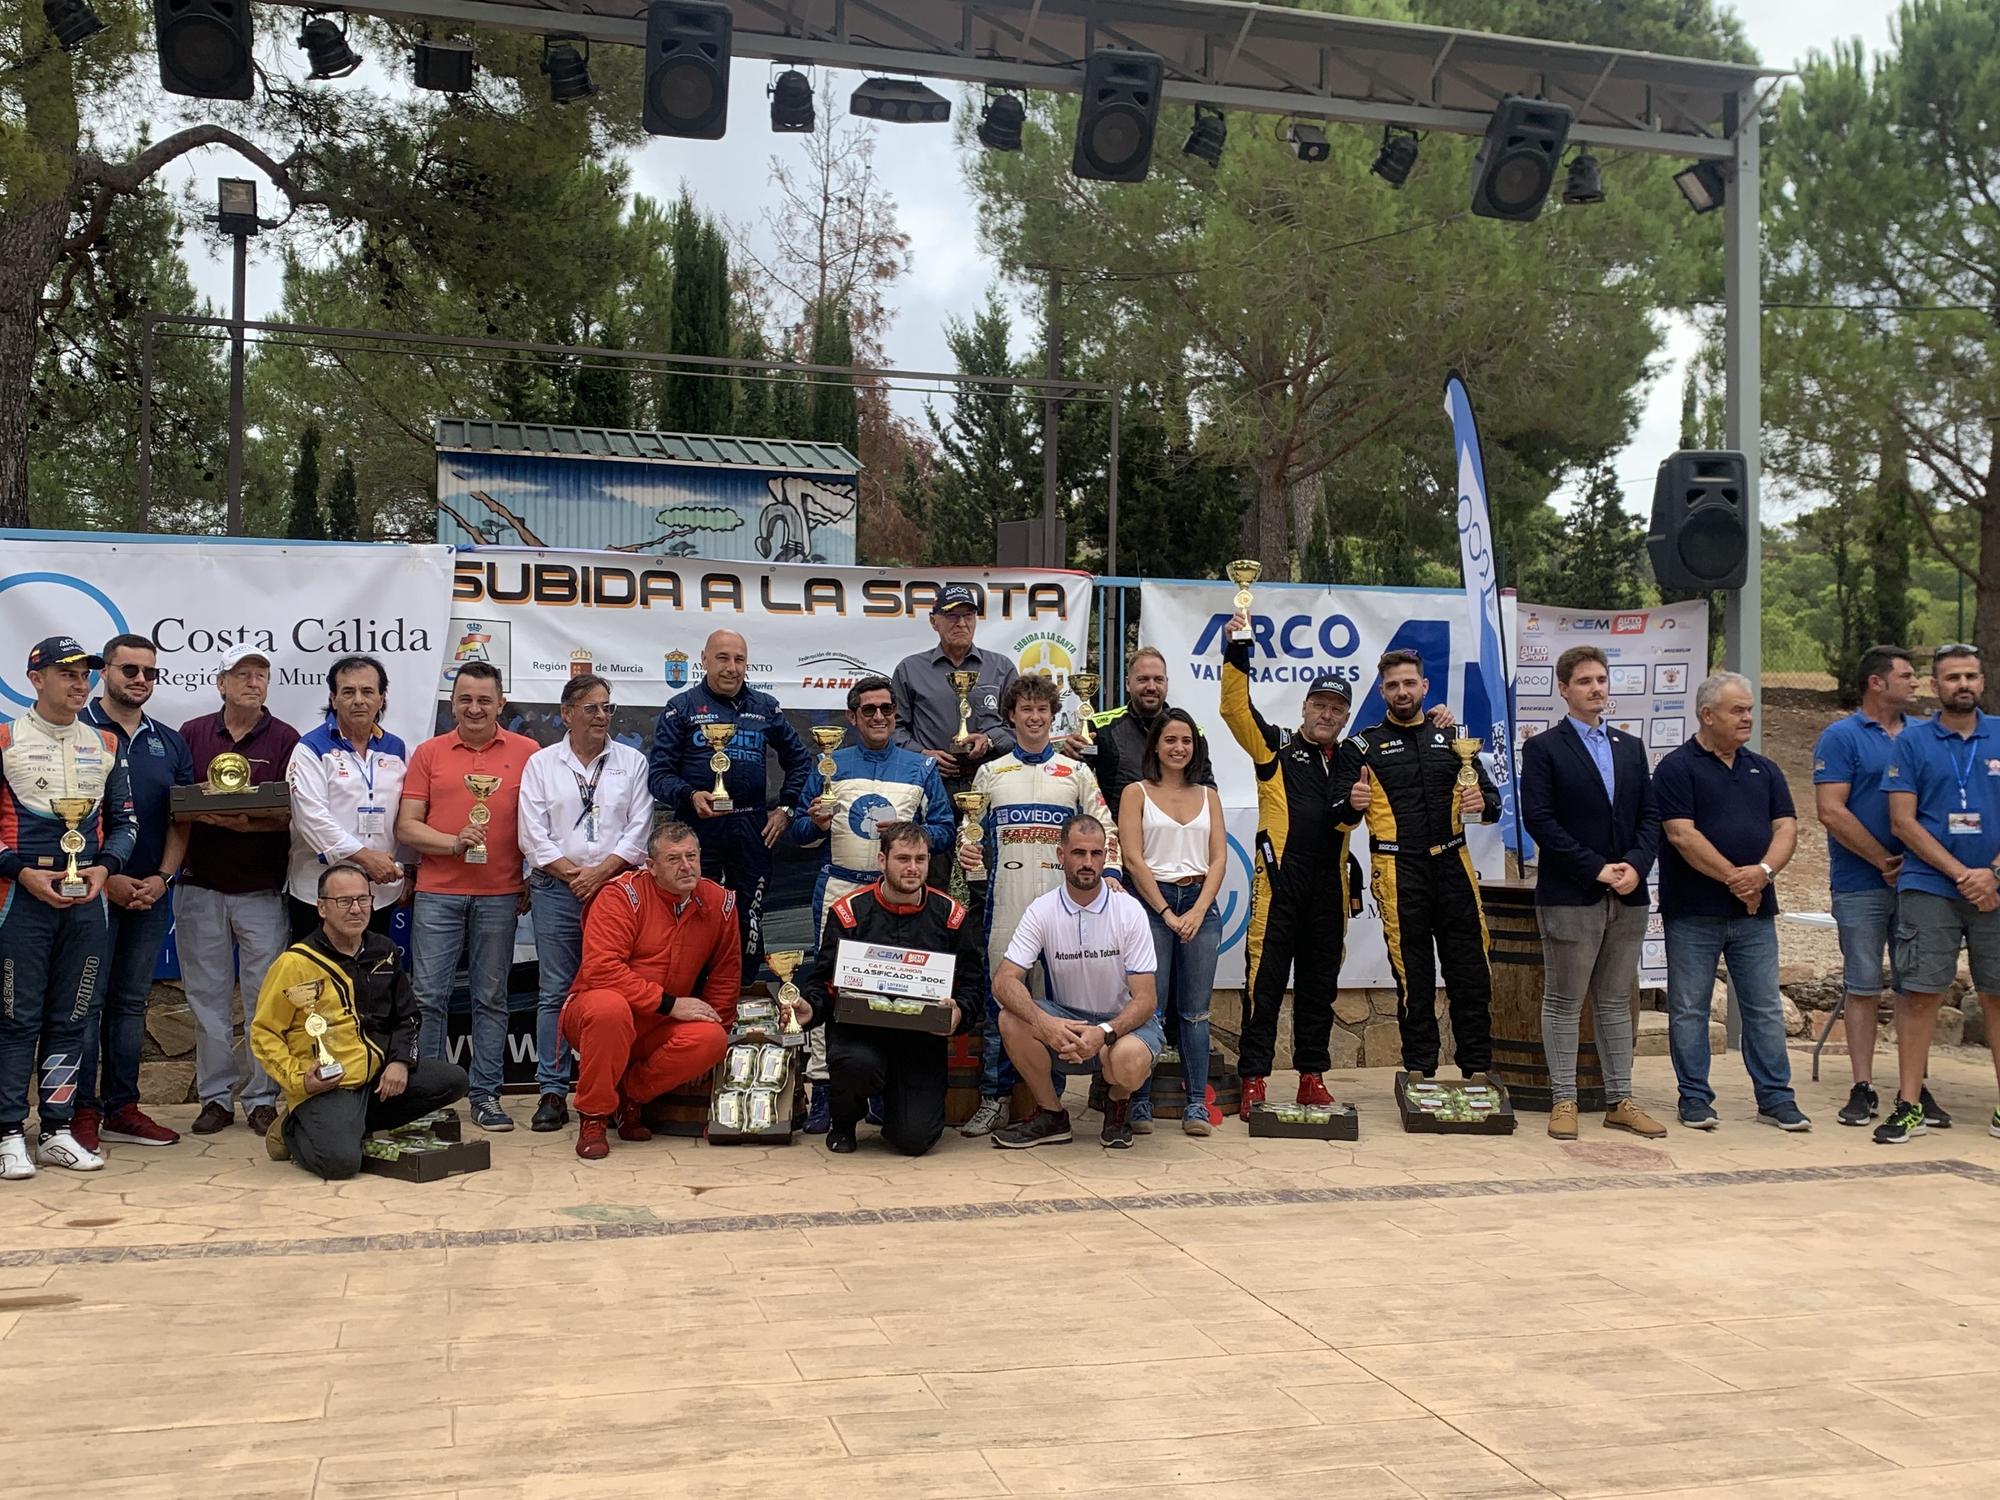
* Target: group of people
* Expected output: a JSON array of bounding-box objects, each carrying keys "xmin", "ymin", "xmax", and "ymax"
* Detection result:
[{"xmin": 1, "ymin": 598, "xmax": 1994, "ymax": 1180}]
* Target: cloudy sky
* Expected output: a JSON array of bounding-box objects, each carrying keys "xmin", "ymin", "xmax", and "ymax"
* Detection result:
[{"xmin": 169, "ymin": 0, "xmax": 1905, "ymax": 529}]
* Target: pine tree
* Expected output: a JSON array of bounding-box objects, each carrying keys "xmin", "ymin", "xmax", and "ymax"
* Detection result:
[
  {"xmin": 571, "ymin": 320, "xmax": 634, "ymax": 429},
  {"xmin": 663, "ymin": 193, "xmax": 732, "ymax": 433},
  {"xmin": 286, "ymin": 423, "xmax": 325, "ymax": 540},
  {"xmin": 806, "ymin": 300, "xmax": 858, "ymax": 452},
  {"xmin": 325, "ymin": 452, "xmax": 361, "ymax": 541},
  {"xmin": 922, "ymin": 293, "xmax": 1039, "ymax": 565},
  {"xmin": 734, "ymin": 327, "xmax": 774, "ymax": 438}
]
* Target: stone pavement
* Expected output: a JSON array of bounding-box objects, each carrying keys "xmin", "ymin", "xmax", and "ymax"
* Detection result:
[{"xmin": 5, "ymin": 1049, "xmax": 2000, "ymax": 1498}]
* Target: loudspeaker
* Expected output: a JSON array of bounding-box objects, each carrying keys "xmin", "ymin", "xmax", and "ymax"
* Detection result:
[
  {"xmin": 155, "ymin": 0, "xmax": 254, "ymax": 101},
  {"xmin": 1648, "ymin": 450, "xmax": 1750, "ymax": 592},
  {"xmin": 1073, "ymin": 50, "xmax": 1163, "ymax": 182},
  {"xmin": 1469, "ymin": 95, "xmax": 1574, "ymax": 221},
  {"xmin": 643, "ymin": 0, "xmax": 731, "ymax": 139}
]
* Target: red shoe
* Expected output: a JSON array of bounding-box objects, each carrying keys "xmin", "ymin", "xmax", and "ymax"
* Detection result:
[
  {"xmin": 1239, "ymin": 1076, "xmax": 1266, "ymax": 1120},
  {"xmin": 1296, "ymin": 1073, "xmax": 1336, "ymax": 1108},
  {"xmin": 101, "ymin": 1106, "xmax": 180, "ymax": 1147},
  {"xmin": 576, "ymin": 1116, "xmax": 610, "ymax": 1160},
  {"xmin": 70, "ymin": 1108, "xmax": 102, "ymax": 1154},
  {"xmin": 615, "ymin": 1101, "xmax": 653, "ymax": 1143}
]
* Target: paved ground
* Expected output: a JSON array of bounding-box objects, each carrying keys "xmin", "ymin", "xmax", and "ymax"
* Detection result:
[{"xmin": 7, "ymin": 1048, "xmax": 2000, "ymax": 1499}]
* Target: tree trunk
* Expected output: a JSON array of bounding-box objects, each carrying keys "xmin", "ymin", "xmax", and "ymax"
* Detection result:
[
  {"xmin": 1978, "ymin": 492, "xmax": 2000, "ymax": 715},
  {"xmin": 0, "ymin": 193, "xmax": 72, "ymax": 529},
  {"xmin": 1251, "ymin": 454, "xmax": 1291, "ymax": 577}
]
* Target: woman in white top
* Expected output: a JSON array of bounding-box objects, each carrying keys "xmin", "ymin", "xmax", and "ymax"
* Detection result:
[{"xmin": 1116, "ymin": 708, "xmax": 1227, "ymax": 1135}]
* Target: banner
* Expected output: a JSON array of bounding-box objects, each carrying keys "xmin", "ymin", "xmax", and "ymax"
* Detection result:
[{"xmin": 0, "ymin": 535, "xmax": 455, "ymax": 750}]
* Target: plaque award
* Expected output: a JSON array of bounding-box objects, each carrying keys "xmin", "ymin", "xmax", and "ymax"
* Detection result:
[
  {"xmin": 50, "ymin": 796, "xmax": 94, "ymax": 898},
  {"xmin": 953, "ymin": 791, "xmax": 988, "ymax": 884},
  {"xmin": 462, "ymin": 773, "xmax": 502, "ymax": 864},
  {"xmin": 1069, "ymin": 671, "xmax": 1100, "ymax": 754},
  {"xmin": 171, "ymin": 748, "xmax": 291, "ymax": 818},
  {"xmin": 809, "ymin": 725, "xmax": 844, "ymax": 819},
  {"xmin": 701, "ymin": 723, "xmax": 737, "ymax": 813},
  {"xmin": 768, "ymin": 950, "xmax": 808, "ymax": 1048},
  {"xmin": 947, "ymin": 668, "xmax": 979, "ymax": 749},
  {"xmin": 1225, "ymin": 559, "xmax": 1261, "ymax": 643}
]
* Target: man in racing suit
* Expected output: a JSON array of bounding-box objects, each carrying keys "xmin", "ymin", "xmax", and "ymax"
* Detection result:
[
  {"xmin": 1330, "ymin": 647, "xmax": 1500, "ymax": 1079},
  {"xmin": 559, "ymin": 821, "xmax": 741, "ymax": 1160},
  {"xmin": 958, "ymin": 674, "xmax": 1118, "ymax": 1137},
  {"xmin": 798, "ymin": 821, "xmax": 983, "ymax": 1156},
  {"xmin": 788, "ymin": 675, "xmax": 953, "ymax": 1132},
  {"xmin": 0, "ymin": 636, "xmax": 139, "ymax": 1178},
  {"xmin": 648, "ymin": 629, "xmax": 810, "ymax": 977}
]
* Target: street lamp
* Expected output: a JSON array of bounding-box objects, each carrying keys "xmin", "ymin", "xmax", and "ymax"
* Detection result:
[{"xmin": 213, "ymin": 178, "xmax": 264, "ymax": 535}]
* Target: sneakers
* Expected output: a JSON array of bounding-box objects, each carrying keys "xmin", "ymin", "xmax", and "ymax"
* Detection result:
[
  {"xmin": 471, "ymin": 1098, "xmax": 514, "ymax": 1133},
  {"xmin": 530, "ymin": 1093, "xmax": 569, "ymax": 1133},
  {"xmin": 101, "ymin": 1106, "xmax": 179, "ymax": 1147},
  {"xmin": 1872, "ymin": 1097, "xmax": 1927, "ymax": 1145},
  {"xmin": 1547, "ymin": 1100, "xmax": 1579, "ymax": 1140},
  {"xmin": 1128, "ymin": 1099, "xmax": 1154, "ymax": 1135},
  {"xmin": 191, "ymin": 1101, "xmax": 233, "ymax": 1134},
  {"xmin": 1679, "ymin": 1103, "xmax": 1720, "ymax": 1131},
  {"xmin": 1238, "ymin": 1075, "xmax": 1267, "ymax": 1120},
  {"xmin": 37, "ymin": 1128, "xmax": 104, "ymax": 1172},
  {"xmin": 265, "ymin": 1109, "xmax": 291, "ymax": 1161},
  {"xmin": 1296, "ymin": 1073, "xmax": 1336, "ymax": 1109},
  {"xmin": 575, "ymin": 1115, "xmax": 610, "ymax": 1161},
  {"xmin": 0, "ymin": 1131, "xmax": 35, "ymax": 1180},
  {"xmin": 615, "ymin": 1100, "xmax": 653, "ymax": 1142},
  {"xmin": 1837, "ymin": 1082, "xmax": 1879, "ymax": 1126},
  {"xmin": 826, "ymin": 1123, "xmax": 858, "ymax": 1154},
  {"xmin": 1101, "ymin": 1096, "xmax": 1135, "ymax": 1150},
  {"xmin": 1603, "ymin": 1099, "xmax": 1668, "ymax": 1139},
  {"xmin": 960, "ymin": 1097, "xmax": 1010, "ymax": 1138},
  {"xmin": 1183, "ymin": 1112, "xmax": 1213, "ymax": 1137},
  {"xmin": 802, "ymin": 1083, "xmax": 832, "ymax": 1135},
  {"xmin": 71, "ymin": 1107, "xmax": 102, "ymax": 1154},
  {"xmin": 246, "ymin": 1105, "xmax": 278, "ymax": 1137},
  {"xmin": 993, "ymin": 1106, "xmax": 1072, "ymax": 1149},
  {"xmin": 1920, "ymin": 1086, "xmax": 1952, "ymax": 1129},
  {"xmin": 1757, "ymin": 1102, "xmax": 1813, "ymax": 1132}
]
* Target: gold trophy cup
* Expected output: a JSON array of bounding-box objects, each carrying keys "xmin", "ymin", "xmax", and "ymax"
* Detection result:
[
  {"xmin": 462, "ymin": 773, "xmax": 503, "ymax": 864},
  {"xmin": 768, "ymin": 951, "xmax": 807, "ymax": 1047},
  {"xmin": 809, "ymin": 725, "xmax": 845, "ymax": 819},
  {"xmin": 1225, "ymin": 559, "xmax": 1262, "ymax": 643},
  {"xmin": 1070, "ymin": 671, "xmax": 1100, "ymax": 753},
  {"xmin": 953, "ymin": 791, "xmax": 989, "ymax": 885},
  {"xmin": 947, "ymin": 668, "xmax": 979, "ymax": 749},
  {"xmin": 1452, "ymin": 738, "xmax": 1483, "ymax": 822},
  {"xmin": 701, "ymin": 723, "xmax": 737, "ymax": 813},
  {"xmin": 50, "ymin": 796, "xmax": 94, "ymax": 898},
  {"xmin": 290, "ymin": 980, "xmax": 344, "ymax": 1083},
  {"xmin": 205, "ymin": 751, "xmax": 252, "ymax": 794}
]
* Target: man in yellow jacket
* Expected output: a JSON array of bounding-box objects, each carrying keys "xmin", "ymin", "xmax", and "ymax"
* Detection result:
[{"xmin": 250, "ymin": 863, "xmax": 467, "ymax": 1178}]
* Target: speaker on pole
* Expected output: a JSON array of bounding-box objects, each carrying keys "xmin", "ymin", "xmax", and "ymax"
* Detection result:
[{"xmin": 1647, "ymin": 450, "xmax": 1749, "ymax": 592}]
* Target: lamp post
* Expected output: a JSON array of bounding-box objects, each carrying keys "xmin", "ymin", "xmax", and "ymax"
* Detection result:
[{"xmin": 213, "ymin": 177, "xmax": 262, "ymax": 535}]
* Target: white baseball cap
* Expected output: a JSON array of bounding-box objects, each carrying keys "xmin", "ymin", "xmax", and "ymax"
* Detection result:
[{"xmin": 217, "ymin": 643, "xmax": 272, "ymax": 673}]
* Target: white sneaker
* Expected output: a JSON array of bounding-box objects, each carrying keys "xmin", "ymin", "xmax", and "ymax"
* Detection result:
[
  {"xmin": 0, "ymin": 1132, "xmax": 35, "ymax": 1180},
  {"xmin": 959, "ymin": 1098, "xmax": 1011, "ymax": 1138},
  {"xmin": 37, "ymin": 1128, "xmax": 104, "ymax": 1172}
]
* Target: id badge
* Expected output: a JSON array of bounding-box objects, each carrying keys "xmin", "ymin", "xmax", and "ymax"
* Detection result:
[
  {"xmin": 1947, "ymin": 810, "xmax": 1983, "ymax": 836},
  {"xmin": 357, "ymin": 805, "xmax": 387, "ymax": 836}
]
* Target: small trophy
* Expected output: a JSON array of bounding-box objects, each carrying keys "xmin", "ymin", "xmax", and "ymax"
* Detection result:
[
  {"xmin": 462, "ymin": 773, "xmax": 503, "ymax": 864},
  {"xmin": 809, "ymin": 725, "xmax": 844, "ymax": 819},
  {"xmin": 1225, "ymin": 559, "xmax": 1261, "ymax": 643},
  {"xmin": 290, "ymin": 980, "xmax": 345, "ymax": 1083},
  {"xmin": 947, "ymin": 668, "xmax": 979, "ymax": 749},
  {"xmin": 953, "ymin": 791, "xmax": 988, "ymax": 884},
  {"xmin": 1070, "ymin": 671, "xmax": 1100, "ymax": 754},
  {"xmin": 702, "ymin": 723, "xmax": 737, "ymax": 813},
  {"xmin": 1452, "ymin": 738, "xmax": 1482, "ymax": 818},
  {"xmin": 50, "ymin": 796, "xmax": 94, "ymax": 898},
  {"xmin": 768, "ymin": 951, "xmax": 807, "ymax": 1048}
]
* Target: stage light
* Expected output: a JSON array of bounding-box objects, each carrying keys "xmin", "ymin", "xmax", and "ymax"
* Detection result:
[
  {"xmin": 1183, "ymin": 105, "xmax": 1226, "ymax": 167},
  {"xmin": 43, "ymin": 0, "xmax": 106, "ymax": 51},
  {"xmin": 979, "ymin": 92, "xmax": 1025, "ymax": 151},
  {"xmin": 850, "ymin": 77, "xmax": 949, "ymax": 124},
  {"xmin": 1284, "ymin": 120, "xmax": 1330, "ymax": 163},
  {"xmin": 1469, "ymin": 95, "xmax": 1574, "ymax": 221},
  {"xmin": 413, "ymin": 39, "xmax": 474, "ymax": 92},
  {"xmin": 214, "ymin": 177, "xmax": 260, "ymax": 237},
  {"xmin": 298, "ymin": 12, "xmax": 361, "ymax": 80},
  {"xmin": 1674, "ymin": 160, "xmax": 1727, "ymax": 213},
  {"xmin": 154, "ymin": 0, "xmax": 254, "ymax": 100},
  {"xmin": 769, "ymin": 68, "xmax": 813, "ymax": 131},
  {"xmin": 644, "ymin": 1, "xmax": 731, "ymax": 139},
  {"xmin": 542, "ymin": 37, "xmax": 595, "ymax": 103},
  {"xmin": 1370, "ymin": 126, "xmax": 1418, "ymax": 187},
  {"xmin": 1073, "ymin": 49, "xmax": 1163, "ymax": 182},
  {"xmin": 1562, "ymin": 150, "xmax": 1604, "ymax": 205}
]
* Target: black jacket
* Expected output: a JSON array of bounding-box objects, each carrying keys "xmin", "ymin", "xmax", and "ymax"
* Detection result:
[
  {"xmin": 1091, "ymin": 702, "xmax": 1216, "ymax": 811},
  {"xmin": 283, "ymin": 926, "xmax": 424, "ymax": 1072},
  {"xmin": 1330, "ymin": 717, "xmax": 1500, "ymax": 853},
  {"xmin": 1520, "ymin": 718, "xmax": 1659, "ymax": 907},
  {"xmin": 799, "ymin": 883, "xmax": 984, "ymax": 1035}
]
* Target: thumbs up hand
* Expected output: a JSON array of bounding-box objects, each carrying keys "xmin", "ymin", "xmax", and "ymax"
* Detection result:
[{"xmin": 1349, "ymin": 764, "xmax": 1374, "ymax": 811}]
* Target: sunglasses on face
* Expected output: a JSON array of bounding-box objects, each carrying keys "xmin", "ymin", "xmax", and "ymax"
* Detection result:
[
  {"xmin": 115, "ymin": 664, "xmax": 162, "ymax": 681},
  {"xmin": 570, "ymin": 702, "xmax": 614, "ymax": 716},
  {"xmin": 854, "ymin": 704, "xmax": 896, "ymax": 719}
]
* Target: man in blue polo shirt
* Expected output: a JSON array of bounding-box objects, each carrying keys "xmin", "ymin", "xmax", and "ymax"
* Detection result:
[
  {"xmin": 1879, "ymin": 646, "xmax": 2000, "ymax": 1144},
  {"xmin": 1655, "ymin": 671, "xmax": 1808, "ymax": 1131}
]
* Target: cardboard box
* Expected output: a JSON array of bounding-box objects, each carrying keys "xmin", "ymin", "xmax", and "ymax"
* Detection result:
[
  {"xmin": 1246, "ymin": 1102, "xmax": 1360, "ymax": 1141},
  {"xmin": 833, "ymin": 991, "xmax": 955, "ymax": 1036},
  {"xmin": 1392, "ymin": 1071, "xmax": 1518, "ymax": 1135},
  {"xmin": 359, "ymin": 1137, "xmax": 491, "ymax": 1182}
]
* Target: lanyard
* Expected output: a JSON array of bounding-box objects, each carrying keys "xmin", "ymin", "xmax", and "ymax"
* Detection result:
[
  {"xmin": 346, "ymin": 741, "xmax": 379, "ymax": 801},
  {"xmin": 571, "ymin": 751, "xmax": 608, "ymax": 831},
  {"xmin": 1948, "ymin": 736, "xmax": 1980, "ymax": 811}
]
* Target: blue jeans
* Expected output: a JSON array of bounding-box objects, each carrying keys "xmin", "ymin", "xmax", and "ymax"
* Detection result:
[
  {"xmin": 80, "ymin": 897, "xmax": 175, "ymax": 1115},
  {"xmin": 411, "ymin": 891, "xmax": 518, "ymax": 1103},
  {"xmin": 1134, "ymin": 884, "xmax": 1219, "ymax": 1121},
  {"xmin": 1665, "ymin": 913, "xmax": 1795, "ymax": 1114},
  {"xmin": 527, "ymin": 874, "xmax": 582, "ymax": 1094}
]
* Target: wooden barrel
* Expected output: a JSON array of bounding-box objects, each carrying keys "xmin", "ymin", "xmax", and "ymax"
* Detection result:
[
  {"xmin": 945, "ymin": 1033, "xmax": 980, "ymax": 1125},
  {"xmin": 1482, "ymin": 879, "xmax": 1605, "ymax": 1113},
  {"xmin": 1079, "ymin": 1055, "xmax": 1239, "ymax": 1118},
  {"xmin": 641, "ymin": 1065, "xmax": 718, "ymax": 1137}
]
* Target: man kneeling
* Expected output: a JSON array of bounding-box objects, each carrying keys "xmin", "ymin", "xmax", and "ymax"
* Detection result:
[
  {"xmin": 561, "ymin": 821, "xmax": 739, "ymax": 1160},
  {"xmin": 993, "ymin": 814, "xmax": 1161, "ymax": 1149},
  {"xmin": 251, "ymin": 864, "xmax": 468, "ymax": 1179},
  {"xmin": 798, "ymin": 821, "xmax": 982, "ymax": 1156}
]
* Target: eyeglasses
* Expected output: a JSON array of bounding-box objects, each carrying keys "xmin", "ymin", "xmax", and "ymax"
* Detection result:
[
  {"xmin": 320, "ymin": 893, "xmax": 371, "ymax": 911},
  {"xmin": 570, "ymin": 702, "xmax": 614, "ymax": 716},
  {"xmin": 1934, "ymin": 644, "xmax": 1981, "ymax": 663},
  {"xmin": 115, "ymin": 664, "xmax": 162, "ymax": 681},
  {"xmin": 854, "ymin": 704, "xmax": 896, "ymax": 718}
]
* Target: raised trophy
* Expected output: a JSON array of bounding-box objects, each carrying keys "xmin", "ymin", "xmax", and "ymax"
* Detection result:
[
  {"xmin": 768, "ymin": 951, "xmax": 807, "ymax": 1048},
  {"xmin": 1225, "ymin": 559, "xmax": 1261, "ymax": 642},
  {"xmin": 953, "ymin": 791, "xmax": 988, "ymax": 884},
  {"xmin": 702, "ymin": 723, "xmax": 737, "ymax": 813},
  {"xmin": 809, "ymin": 725, "xmax": 845, "ymax": 819},
  {"xmin": 1453, "ymin": 737, "xmax": 1483, "ymax": 819},
  {"xmin": 171, "ymin": 748, "xmax": 290, "ymax": 818},
  {"xmin": 50, "ymin": 796, "xmax": 94, "ymax": 898},
  {"xmin": 462, "ymin": 773, "xmax": 503, "ymax": 864},
  {"xmin": 1070, "ymin": 671, "xmax": 1100, "ymax": 754},
  {"xmin": 291, "ymin": 980, "xmax": 344, "ymax": 1083},
  {"xmin": 947, "ymin": 668, "xmax": 979, "ymax": 749}
]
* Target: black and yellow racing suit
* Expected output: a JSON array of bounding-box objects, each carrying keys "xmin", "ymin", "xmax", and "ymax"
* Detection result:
[
  {"xmin": 1329, "ymin": 715, "xmax": 1500, "ymax": 1076},
  {"xmin": 1220, "ymin": 640, "xmax": 1364, "ymax": 1078}
]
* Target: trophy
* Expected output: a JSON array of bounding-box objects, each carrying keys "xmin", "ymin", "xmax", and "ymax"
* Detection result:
[
  {"xmin": 206, "ymin": 752, "xmax": 252, "ymax": 794},
  {"xmin": 701, "ymin": 723, "xmax": 737, "ymax": 812},
  {"xmin": 290, "ymin": 980, "xmax": 344, "ymax": 1083},
  {"xmin": 953, "ymin": 791, "xmax": 988, "ymax": 884},
  {"xmin": 1069, "ymin": 671, "xmax": 1100, "ymax": 754},
  {"xmin": 947, "ymin": 668, "xmax": 979, "ymax": 748},
  {"xmin": 172, "ymin": 748, "xmax": 290, "ymax": 818},
  {"xmin": 768, "ymin": 951, "xmax": 807, "ymax": 1048},
  {"xmin": 1225, "ymin": 559, "xmax": 1261, "ymax": 642},
  {"xmin": 50, "ymin": 797, "xmax": 94, "ymax": 898},
  {"xmin": 462, "ymin": 773, "xmax": 503, "ymax": 864},
  {"xmin": 809, "ymin": 725, "xmax": 844, "ymax": 819},
  {"xmin": 1452, "ymin": 738, "xmax": 1483, "ymax": 818}
]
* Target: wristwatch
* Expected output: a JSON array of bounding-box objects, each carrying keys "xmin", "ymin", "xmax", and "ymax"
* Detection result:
[
  {"xmin": 1757, "ymin": 862, "xmax": 1774, "ymax": 882},
  {"xmin": 1098, "ymin": 1021, "xmax": 1116, "ymax": 1046}
]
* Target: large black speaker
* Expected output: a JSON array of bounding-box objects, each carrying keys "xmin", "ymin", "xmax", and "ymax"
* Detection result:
[
  {"xmin": 1648, "ymin": 450, "xmax": 1750, "ymax": 591},
  {"xmin": 155, "ymin": 0, "xmax": 254, "ymax": 100},
  {"xmin": 643, "ymin": 0, "xmax": 731, "ymax": 138},
  {"xmin": 1073, "ymin": 50, "xmax": 1163, "ymax": 182},
  {"xmin": 1469, "ymin": 96, "xmax": 1573, "ymax": 221}
]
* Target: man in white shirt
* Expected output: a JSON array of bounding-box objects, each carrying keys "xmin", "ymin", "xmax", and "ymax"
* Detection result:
[
  {"xmin": 990, "ymin": 814, "xmax": 1161, "ymax": 1150},
  {"xmin": 286, "ymin": 655, "xmax": 410, "ymax": 939},
  {"xmin": 518, "ymin": 673, "xmax": 653, "ymax": 1132}
]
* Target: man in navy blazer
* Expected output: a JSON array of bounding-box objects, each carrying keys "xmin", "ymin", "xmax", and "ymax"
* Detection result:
[{"xmin": 1520, "ymin": 645, "xmax": 1664, "ymax": 1141}]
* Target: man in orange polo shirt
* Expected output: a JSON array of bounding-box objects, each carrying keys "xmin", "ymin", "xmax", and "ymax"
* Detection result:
[{"xmin": 395, "ymin": 661, "xmax": 538, "ymax": 1132}]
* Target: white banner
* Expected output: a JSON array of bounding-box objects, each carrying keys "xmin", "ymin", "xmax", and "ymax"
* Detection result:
[
  {"xmin": 1141, "ymin": 579, "xmax": 1512, "ymax": 988},
  {"xmin": 0, "ymin": 537, "xmax": 455, "ymax": 749},
  {"xmin": 443, "ymin": 547, "xmax": 1094, "ymax": 710}
]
